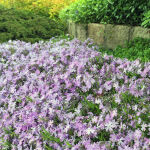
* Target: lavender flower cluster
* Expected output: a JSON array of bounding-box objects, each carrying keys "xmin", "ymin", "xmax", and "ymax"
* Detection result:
[{"xmin": 0, "ymin": 38, "xmax": 150, "ymax": 150}]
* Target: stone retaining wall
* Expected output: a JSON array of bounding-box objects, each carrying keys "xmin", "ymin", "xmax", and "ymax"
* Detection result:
[{"xmin": 68, "ymin": 20, "xmax": 150, "ymax": 49}]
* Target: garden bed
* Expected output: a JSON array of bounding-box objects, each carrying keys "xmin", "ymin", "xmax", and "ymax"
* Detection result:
[{"xmin": 0, "ymin": 38, "xmax": 149, "ymax": 150}]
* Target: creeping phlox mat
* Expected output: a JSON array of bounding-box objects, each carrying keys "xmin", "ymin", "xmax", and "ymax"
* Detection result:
[{"xmin": 0, "ymin": 38, "xmax": 150, "ymax": 150}]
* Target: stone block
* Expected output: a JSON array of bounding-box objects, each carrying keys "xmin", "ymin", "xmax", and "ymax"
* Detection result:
[
  {"xmin": 130, "ymin": 26, "xmax": 150, "ymax": 40},
  {"xmin": 88, "ymin": 23, "xmax": 105, "ymax": 47},
  {"xmin": 104, "ymin": 24, "xmax": 130, "ymax": 49},
  {"xmin": 67, "ymin": 20, "xmax": 150, "ymax": 50},
  {"xmin": 68, "ymin": 20, "xmax": 77, "ymax": 37},
  {"xmin": 76, "ymin": 23, "xmax": 88, "ymax": 41}
]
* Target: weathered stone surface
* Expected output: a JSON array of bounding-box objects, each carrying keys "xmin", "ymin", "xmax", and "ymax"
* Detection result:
[
  {"xmin": 104, "ymin": 24, "xmax": 130, "ymax": 49},
  {"xmin": 76, "ymin": 23, "xmax": 88, "ymax": 41},
  {"xmin": 131, "ymin": 26, "xmax": 150, "ymax": 40},
  {"xmin": 68, "ymin": 20, "xmax": 76, "ymax": 37},
  {"xmin": 67, "ymin": 21, "xmax": 150, "ymax": 49},
  {"xmin": 88, "ymin": 23, "xmax": 105, "ymax": 47}
]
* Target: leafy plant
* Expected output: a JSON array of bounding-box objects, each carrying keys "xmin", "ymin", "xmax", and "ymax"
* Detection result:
[
  {"xmin": 0, "ymin": 127, "xmax": 17, "ymax": 150},
  {"xmin": 0, "ymin": 0, "xmax": 76, "ymax": 18},
  {"xmin": 0, "ymin": 6, "xmax": 66, "ymax": 43},
  {"xmin": 41, "ymin": 127, "xmax": 72, "ymax": 149},
  {"xmin": 101, "ymin": 0, "xmax": 150, "ymax": 26},
  {"xmin": 98, "ymin": 38, "xmax": 150, "ymax": 62},
  {"xmin": 60, "ymin": 0, "xmax": 150, "ymax": 26},
  {"xmin": 91, "ymin": 130, "xmax": 110, "ymax": 142},
  {"xmin": 59, "ymin": 0, "xmax": 105, "ymax": 23},
  {"xmin": 142, "ymin": 10, "xmax": 150, "ymax": 28},
  {"xmin": 81, "ymin": 96, "xmax": 101, "ymax": 116},
  {"xmin": 41, "ymin": 127, "xmax": 63, "ymax": 145}
]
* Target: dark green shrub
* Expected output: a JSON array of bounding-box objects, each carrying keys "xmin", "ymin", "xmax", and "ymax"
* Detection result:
[
  {"xmin": 0, "ymin": 6, "xmax": 67, "ymax": 43},
  {"xmin": 98, "ymin": 38, "xmax": 150, "ymax": 62},
  {"xmin": 101, "ymin": 0, "xmax": 150, "ymax": 26},
  {"xmin": 60, "ymin": 0, "xmax": 150, "ymax": 26},
  {"xmin": 142, "ymin": 10, "xmax": 150, "ymax": 28}
]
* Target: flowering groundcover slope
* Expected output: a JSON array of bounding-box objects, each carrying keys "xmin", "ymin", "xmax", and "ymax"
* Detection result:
[{"xmin": 0, "ymin": 38, "xmax": 150, "ymax": 150}]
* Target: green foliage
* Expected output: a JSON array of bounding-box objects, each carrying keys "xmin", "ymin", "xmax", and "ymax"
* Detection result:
[
  {"xmin": 53, "ymin": 115, "xmax": 61, "ymax": 126},
  {"xmin": 98, "ymin": 38, "xmax": 150, "ymax": 62},
  {"xmin": 101, "ymin": 0, "xmax": 150, "ymax": 26},
  {"xmin": 91, "ymin": 130, "xmax": 110, "ymax": 142},
  {"xmin": 0, "ymin": 139, "xmax": 11, "ymax": 150},
  {"xmin": 121, "ymin": 92, "xmax": 140, "ymax": 104},
  {"xmin": 142, "ymin": 10, "xmax": 150, "ymax": 28},
  {"xmin": 41, "ymin": 127, "xmax": 73, "ymax": 149},
  {"xmin": 26, "ymin": 96, "xmax": 33, "ymax": 102},
  {"xmin": 40, "ymin": 127, "xmax": 62, "ymax": 150},
  {"xmin": 41, "ymin": 127, "xmax": 63, "ymax": 145},
  {"xmin": 0, "ymin": 127, "xmax": 17, "ymax": 150},
  {"xmin": 118, "ymin": 92, "xmax": 149, "ymax": 138},
  {"xmin": 125, "ymin": 72, "xmax": 141, "ymax": 79},
  {"xmin": 59, "ymin": 0, "xmax": 105, "ymax": 23},
  {"xmin": 0, "ymin": 6, "xmax": 67, "ymax": 43},
  {"xmin": 81, "ymin": 97, "xmax": 102, "ymax": 116},
  {"xmin": 50, "ymin": 34, "xmax": 74, "ymax": 44},
  {"xmin": 74, "ymin": 136, "xmax": 82, "ymax": 145},
  {"xmin": 127, "ymin": 37, "xmax": 150, "ymax": 49},
  {"xmin": 60, "ymin": 0, "xmax": 150, "ymax": 26}
]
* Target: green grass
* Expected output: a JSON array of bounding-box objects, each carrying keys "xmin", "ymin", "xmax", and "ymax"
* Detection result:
[{"xmin": 98, "ymin": 38, "xmax": 150, "ymax": 62}]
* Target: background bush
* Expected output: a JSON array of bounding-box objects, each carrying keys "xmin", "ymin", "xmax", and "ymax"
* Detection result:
[
  {"xmin": 0, "ymin": 5, "xmax": 66, "ymax": 43},
  {"xmin": 0, "ymin": 0, "xmax": 36, "ymax": 10},
  {"xmin": 0, "ymin": 0, "xmax": 76, "ymax": 18},
  {"xmin": 60, "ymin": 0, "xmax": 150, "ymax": 26},
  {"xmin": 59, "ymin": 0, "xmax": 104, "ymax": 23},
  {"xmin": 98, "ymin": 38, "xmax": 150, "ymax": 62}
]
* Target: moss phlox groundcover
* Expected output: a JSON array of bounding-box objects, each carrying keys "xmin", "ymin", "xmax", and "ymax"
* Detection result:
[{"xmin": 0, "ymin": 38, "xmax": 149, "ymax": 149}]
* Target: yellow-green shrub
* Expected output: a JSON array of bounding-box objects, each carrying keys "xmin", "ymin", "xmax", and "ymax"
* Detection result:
[
  {"xmin": 49, "ymin": 0, "xmax": 76, "ymax": 18},
  {"xmin": 0, "ymin": 0, "xmax": 76, "ymax": 18},
  {"xmin": 30, "ymin": 0, "xmax": 77, "ymax": 18},
  {"xmin": 27, "ymin": 0, "xmax": 53, "ymax": 16},
  {"xmin": 0, "ymin": 0, "xmax": 35, "ymax": 9}
]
